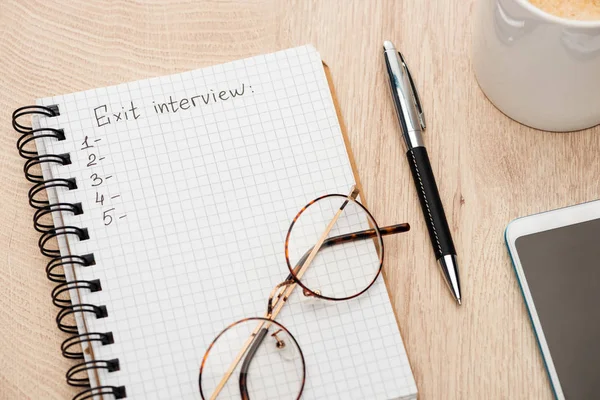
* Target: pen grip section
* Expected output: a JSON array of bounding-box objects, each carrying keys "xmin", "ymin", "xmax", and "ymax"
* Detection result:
[{"xmin": 406, "ymin": 147, "xmax": 456, "ymax": 259}]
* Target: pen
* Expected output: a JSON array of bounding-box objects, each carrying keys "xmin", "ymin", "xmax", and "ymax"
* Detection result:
[{"xmin": 383, "ymin": 40, "xmax": 462, "ymax": 305}]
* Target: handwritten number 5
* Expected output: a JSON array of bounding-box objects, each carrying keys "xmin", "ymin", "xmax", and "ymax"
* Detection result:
[
  {"xmin": 103, "ymin": 208, "xmax": 115, "ymax": 226},
  {"xmin": 90, "ymin": 173, "xmax": 103, "ymax": 187}
]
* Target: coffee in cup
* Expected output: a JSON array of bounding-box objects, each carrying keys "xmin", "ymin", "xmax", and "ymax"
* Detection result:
[{"xmin": 529, "ymin": 0, "xmax": 600, "ymax": 21}]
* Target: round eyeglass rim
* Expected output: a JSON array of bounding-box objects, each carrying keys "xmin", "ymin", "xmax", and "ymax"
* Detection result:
[
  {"xmin": 198, "ymin": 316, "xmax": 306, "ymax": 400},
  {"xmin": 284, "ymin": 193, "xmax": 385, "ymax": 302}
]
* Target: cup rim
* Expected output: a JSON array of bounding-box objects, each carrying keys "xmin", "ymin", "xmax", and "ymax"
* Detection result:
[{"xmin": 515, "ymin": 0, "xmax": 600, "ymax": 27}]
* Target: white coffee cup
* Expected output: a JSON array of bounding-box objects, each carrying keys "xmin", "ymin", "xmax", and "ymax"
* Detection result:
[{"xmin": 473, "ymin": 0, "xmax": 600, "ymax": 131}]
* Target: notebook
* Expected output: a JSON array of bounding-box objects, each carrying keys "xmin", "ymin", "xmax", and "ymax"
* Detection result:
[{"xmin": 15, "ymin": 45, "xmax": 417, "ymax": 400}]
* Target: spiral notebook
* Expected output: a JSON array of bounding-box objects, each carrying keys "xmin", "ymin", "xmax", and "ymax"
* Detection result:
[{"xmin": 14, "ymin": 45, "xmax": 417, "ymax": 400}]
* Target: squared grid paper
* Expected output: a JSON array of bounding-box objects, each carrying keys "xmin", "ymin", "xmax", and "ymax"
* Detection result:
[{"xmin": 36, "ymin": 45, "xmax": 417, "ymax": 400}]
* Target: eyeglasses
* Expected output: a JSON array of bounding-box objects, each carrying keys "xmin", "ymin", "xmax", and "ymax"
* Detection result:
[{"xmin": 198, "ymin": 186, "xmax": 410, "ymax": 399}]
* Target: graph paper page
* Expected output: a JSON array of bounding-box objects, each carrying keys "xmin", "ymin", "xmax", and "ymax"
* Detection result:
[{"xmin": 37, "ymin": 45, "xmax": 416, "ymax": 399}]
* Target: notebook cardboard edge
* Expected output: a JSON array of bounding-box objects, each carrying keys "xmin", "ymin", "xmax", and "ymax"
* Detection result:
[
  {"xmin": 320, "ymin": 63, "xmax": 366, "ymax": 204},
  {"xmin": 322, "ymin": 61, "xmax": 419, "ymax": 399}
]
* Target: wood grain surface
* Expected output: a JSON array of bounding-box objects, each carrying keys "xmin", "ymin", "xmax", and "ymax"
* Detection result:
[{"xmin": 1, "ymin": 0, "xmax": 598, "ymax": 399}]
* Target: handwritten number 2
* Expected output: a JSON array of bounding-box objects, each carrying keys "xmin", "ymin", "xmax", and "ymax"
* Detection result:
[
  {"xmin": 87, "ymin": 153, "xmax": 97, "ymax": 167},
  {"xmin": 90, "ymin": 173, "xmax": 103, "ymax": 187}
]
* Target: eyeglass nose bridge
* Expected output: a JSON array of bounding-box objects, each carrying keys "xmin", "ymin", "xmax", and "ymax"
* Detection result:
[{"xmin": 266, "ymin": 280, "xmax": 294, "ymax": 317}]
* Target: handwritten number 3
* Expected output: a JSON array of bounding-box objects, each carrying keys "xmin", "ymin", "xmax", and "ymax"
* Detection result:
[{"xmin": 90, "ymin": 173, "xmax": 103, "ymax": 187}]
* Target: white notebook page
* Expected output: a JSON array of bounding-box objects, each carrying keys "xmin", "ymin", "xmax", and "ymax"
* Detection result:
[{"xmin": 37, "ymin": 45, "xmax": 417, "ymax": 399}]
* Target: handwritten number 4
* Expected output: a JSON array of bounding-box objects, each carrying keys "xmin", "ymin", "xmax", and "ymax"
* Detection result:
[{"xmin": 96, "ymin": 192, "xmax": 104, "ymax": 206}]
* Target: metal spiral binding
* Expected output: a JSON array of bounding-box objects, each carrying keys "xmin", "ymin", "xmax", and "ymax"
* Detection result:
[
  {"xmin": 51, "ymin": 280, "xmax": 102, "ymax": 308},
  {"xmin": 38, "ymin": 226, "xmax": 90, "ymax": 257},
  {"xmin": 61, "ymin": 332, "xmax": 114, "ymax": 359},
  {"xmin": 28, "ymin": 177, "xmax": 78, "ymax": 209},
  {"xmin": 66, "ymin": 359, "xmax": 120, "ymax": 387},
  {"xmin": 45, "ymin": 254, "xmax": 95, "ymax": 284},
  {"xmin": 72, "ymin": 385, "xmax": 127, "ymax": 400},
  {"xmin": 12, "ymin": 105, "xmax": 126, "ymax": 399},
  {"xmin": 24, "ymin": 153, "xmax": 72, "ymax": 183},
  {"xmin": 34, "ymin": 203, "xmax": 83, "ymax": 233}
]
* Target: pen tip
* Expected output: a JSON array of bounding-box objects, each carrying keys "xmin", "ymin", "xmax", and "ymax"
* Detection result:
[
  {"xmin": 383, "ymin": 40, "xmax": 395, "ymax": 51},
  {"xmin": 457, "ymin": 298, "xmax": 462, "ymax": 306}
]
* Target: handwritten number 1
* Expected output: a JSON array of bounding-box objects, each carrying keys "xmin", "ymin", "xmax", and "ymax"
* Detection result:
[
  {"xmin": 81, "ymin": 136, "xmax": 93, "ymax": 150},
  {"xmin": 90, "ymin": 174, "xmax": 103, "ymax": 187}
]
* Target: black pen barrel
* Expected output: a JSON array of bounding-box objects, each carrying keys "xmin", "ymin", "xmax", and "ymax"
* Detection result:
[{"xmin": 406, "ymin": 147, "xmax": 456, "ymax": 259}]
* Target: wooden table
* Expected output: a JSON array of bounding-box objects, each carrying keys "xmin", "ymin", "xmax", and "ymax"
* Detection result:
[{"xmin": 1, "ymin": 1, "xmax": 598, "ymax": 398}]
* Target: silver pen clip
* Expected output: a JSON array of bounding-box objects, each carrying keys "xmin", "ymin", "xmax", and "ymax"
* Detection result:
[{"xmin": 398, "ymin": 52, "xmax": 426, "ymax": 131}]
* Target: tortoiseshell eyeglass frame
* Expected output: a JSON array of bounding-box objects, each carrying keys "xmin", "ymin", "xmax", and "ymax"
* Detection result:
[{"xmin": 199, "ymin": 186, "xmax": 410, "ymax": 400}]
